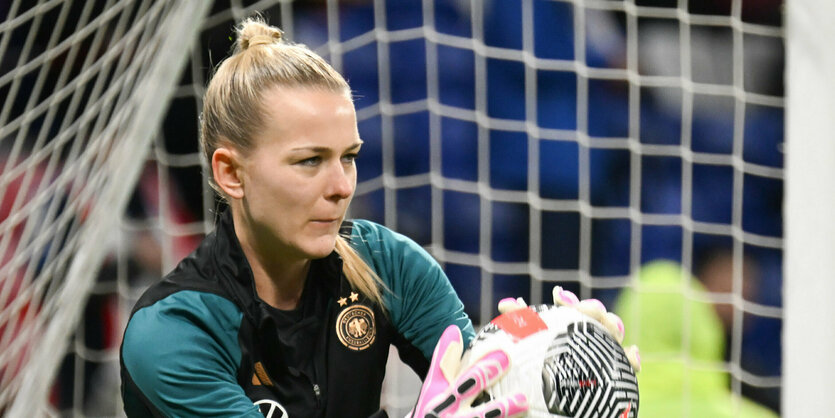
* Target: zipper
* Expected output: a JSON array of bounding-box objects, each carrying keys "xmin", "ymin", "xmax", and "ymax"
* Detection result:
[
  {"xmin": 312, "ymin": 383, "xmax": 322, "ymax": 407},
  {"xmin": 310, "ymin": 292, "xmax": 331, "ymax": 412}
]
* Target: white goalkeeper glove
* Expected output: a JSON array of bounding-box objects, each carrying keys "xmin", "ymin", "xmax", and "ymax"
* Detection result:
[
  {"xmin": 498, "ymin": 286, "xmax": 641, "ymax": 372},
  {"xmin": 407, "ymin": 325, "xmax": 528, "ymax": 418}
]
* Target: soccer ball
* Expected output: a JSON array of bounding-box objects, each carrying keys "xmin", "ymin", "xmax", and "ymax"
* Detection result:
[{"xmin": 461, "ymin": 305, "xmax": 639, "ymax": 417}]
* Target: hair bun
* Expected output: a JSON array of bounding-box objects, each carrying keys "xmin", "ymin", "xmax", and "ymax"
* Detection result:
[{"xmin": 236, "ymin": 17, "xmax": 283, "ymax": 51}]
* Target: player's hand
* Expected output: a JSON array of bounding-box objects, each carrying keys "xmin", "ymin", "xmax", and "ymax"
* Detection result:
[
  {"xmin": 407, "ymin": 325, "xmax": 528, "ymax": 418},
  {"xmin": 497, "ymin": 287, "xmax": 641, "ymax": 372}
]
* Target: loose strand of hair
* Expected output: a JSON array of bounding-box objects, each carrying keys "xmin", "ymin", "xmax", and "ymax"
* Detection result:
[{"xmin": 334, "ymin": 236, "xmax": 389, "ymax": 313}]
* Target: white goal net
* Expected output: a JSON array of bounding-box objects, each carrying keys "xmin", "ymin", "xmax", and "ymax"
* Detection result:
[
  {"xmin": 0, "ymin": 0, "xmax": 209, "ymax": 416},
  {"xmin": 0, "ymin": 0, "xmax": 800, "ymax": 416}
]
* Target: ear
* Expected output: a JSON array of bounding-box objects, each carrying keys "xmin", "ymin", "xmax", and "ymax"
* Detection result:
[{"xmin": 212, "ymin": 146, "xmax": 245, "ymax": 199}]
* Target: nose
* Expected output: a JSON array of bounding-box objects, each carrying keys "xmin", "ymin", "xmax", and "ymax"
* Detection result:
[{"xmin": 325, "ymin": 161, "xmax": 354, "ymax": 201}]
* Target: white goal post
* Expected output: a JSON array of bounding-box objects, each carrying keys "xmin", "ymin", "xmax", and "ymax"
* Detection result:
[{"xmin": 783, "ymin": 0, "xmax": 835, "ymax": 416}]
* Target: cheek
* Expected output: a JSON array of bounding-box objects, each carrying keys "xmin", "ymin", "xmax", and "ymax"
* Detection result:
[
  {"xmin": 246, "ymin": 167, "xmax": 295, "ymax": 206},
  {"xmin": 260, "ymin": 173, "xmax": 321, "ymax": 212}
]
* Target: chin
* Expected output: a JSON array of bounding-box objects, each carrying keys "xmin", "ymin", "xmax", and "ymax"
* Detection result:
[{"xmin": 304, "ymin": 236, "xmax": 338, "ymax": 259}]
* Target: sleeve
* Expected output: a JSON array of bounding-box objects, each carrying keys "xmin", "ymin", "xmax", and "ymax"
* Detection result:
[
  {"xmin": 121, "ymin": 290, "xmax": 263, "ymax": 417},
  {"xmin": 349, "ymin": 221, "xmax": 475, "ymax": 362}
]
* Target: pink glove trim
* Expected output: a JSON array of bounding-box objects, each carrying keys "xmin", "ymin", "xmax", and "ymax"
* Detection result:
[
  {"xmin": 410, "ymin": 325, "xmax": 528, "ymax": 418},
  {"xmin": 412, "ymin": 325, "xmax": 463, "ymax": 415},
  {"xmin": 451, "ymin": 350, "xmax": 509, "ymax": 401}
]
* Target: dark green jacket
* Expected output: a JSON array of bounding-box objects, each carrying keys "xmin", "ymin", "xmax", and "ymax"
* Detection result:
[{"xmin": 121, "ymin": 209, "xmax": 473, "ymax": 417}]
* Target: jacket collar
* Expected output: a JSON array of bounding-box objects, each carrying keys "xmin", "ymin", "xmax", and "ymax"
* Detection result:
[{"xmin": 210, "ymin": 207, "xmax": 344, "ymax": 322}]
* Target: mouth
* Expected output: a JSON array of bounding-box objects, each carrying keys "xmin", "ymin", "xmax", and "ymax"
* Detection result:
[{"xmin": 310, "ymin": 218, "xmax": 339, "ymax": 224}]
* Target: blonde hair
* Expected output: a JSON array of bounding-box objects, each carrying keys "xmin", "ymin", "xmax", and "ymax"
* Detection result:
[{"xmin": 201, "ymin": 17, "xmax": 387, "ymax": 308}]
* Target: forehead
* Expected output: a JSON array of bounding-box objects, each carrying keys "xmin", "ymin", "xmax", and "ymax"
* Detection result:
[
  {"xmin": 255, "ymin": 86, "xmax": 358, "ymax": 146},
  {"xmin": 261, "ymin": 86, "xmax": 353, "ymax": 120}
]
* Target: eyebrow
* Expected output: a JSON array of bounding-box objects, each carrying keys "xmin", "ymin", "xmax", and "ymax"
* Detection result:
[{"xmin": 290, "ymin": 141, "xmax": 363, "ymax": 153}]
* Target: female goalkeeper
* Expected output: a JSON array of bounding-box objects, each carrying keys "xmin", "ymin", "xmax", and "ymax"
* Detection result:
[{"xmin": 119, "ymin": 17, "xmax": 526, "ymax": 418}]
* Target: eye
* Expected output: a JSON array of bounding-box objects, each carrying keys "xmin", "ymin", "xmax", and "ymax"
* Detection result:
[
  {"xmin": 341, "ymin": 152, "xmax": 358, "ymax": 164},
  {"xmin": 297, "ymin": 156, "xmax": 322, "ymax": 166}
]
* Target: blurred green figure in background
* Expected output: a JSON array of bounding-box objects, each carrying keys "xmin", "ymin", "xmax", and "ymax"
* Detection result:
[{"xmin": 614, "ymin": 261, "xmax": 777, "ymax": 417}]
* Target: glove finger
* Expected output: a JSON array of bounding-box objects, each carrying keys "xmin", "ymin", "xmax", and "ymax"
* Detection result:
[
  {"xmin": 601, "ymin": 312, "xmax": 625, "ymax": 344},
  {"xmin": 497, "ymin": 297, "xmax": 527, "ymax": 314},
  {"xmin": 624, "ymin": 344, "xmax": 641, "ymax": 372},
  {"xmin": 552, "ymin": 286, "xmax": 640, "ymax": 374},
  {"xmin": 414, "ymin": 325, "xmax": 464, "ymax": 415},
  {"xmin": 454, "ymin": 393, "xmax": 528, "ymax": 418},
  {"xmin": 426, "ymin": 350, "xmax": 510, "ymax": 417},
  {"xmin": 575, "ymin": 298, "xmax": 607, "ymax": 322},
  {"xmin": 433, "ymin": 325, "xmax": 464, "ymax": 381},
  {"xmin": 552, "ymin": 286, "xmax": 579, "ymax": 307},
  {"xmin": 450, "ymin": 350, "xmax": 510, "ymax": 405},
  {"xmin": 576, "ymin": 301, "xmax": 626, "ymax": 345}
]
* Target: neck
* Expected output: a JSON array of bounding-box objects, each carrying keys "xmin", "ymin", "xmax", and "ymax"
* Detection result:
[
  {"xmin": 250, "ymin": 256, "xmax": 309, "ymax": 310},
  {"xmin": 232, "ymin": 207, "xmax": 309, "ymax": 310}
]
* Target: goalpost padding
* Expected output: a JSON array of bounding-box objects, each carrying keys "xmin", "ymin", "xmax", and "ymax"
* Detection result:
[{"xmin": 783, "ymin": 0, "xmax": 835, "ymax": 415}]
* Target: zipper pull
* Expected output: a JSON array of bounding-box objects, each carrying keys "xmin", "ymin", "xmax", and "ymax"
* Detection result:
[{"xmin": 313, "ymin": 383, "xmax": 322, "ymax": 401}]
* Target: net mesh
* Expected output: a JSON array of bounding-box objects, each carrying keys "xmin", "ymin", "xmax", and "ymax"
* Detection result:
[
  {"xmin": 0, "ymin": 0, "xmax": 785, "ymax": 416},
  {"xmin": 0, "ymin": 0, "xmax": 209, "ymax": 415}
]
